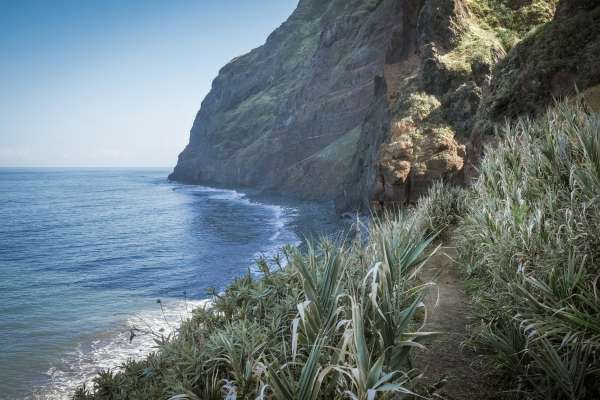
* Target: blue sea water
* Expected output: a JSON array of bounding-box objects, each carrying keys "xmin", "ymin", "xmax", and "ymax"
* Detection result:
[{"xmin": 0, "ymin": 168, "xmax": 337, "ymax": 399}]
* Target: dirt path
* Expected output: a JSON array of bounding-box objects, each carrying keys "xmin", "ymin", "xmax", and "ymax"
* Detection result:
[{"xmin": 415, "ymin": 247, "xmax": 500, "ymax": 400}]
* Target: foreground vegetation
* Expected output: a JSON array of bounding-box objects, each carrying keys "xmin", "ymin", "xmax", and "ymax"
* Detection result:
[
  {"xmin": 458, "ymin": 102, "xmax": 600, "ymax": 399},
  {"xmin": 74, "ymin": 214, "xmax": 438, "ymax": 399},
  {"xmin": 76, "ymin": 102, "xmax": 599, "ymax": 399},
  {"xmin": 418, "ymin": 102, "xmax": 600, "ymax": 399}
]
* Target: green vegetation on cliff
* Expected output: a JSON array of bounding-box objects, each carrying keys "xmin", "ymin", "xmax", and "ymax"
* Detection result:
[
  {"xmin": 481, "ymin": 2, "xmax": 600, "ymax": 123},
  {"xmin": 467, "ymin": 0, "xmax": 558, "ymax": 50}
]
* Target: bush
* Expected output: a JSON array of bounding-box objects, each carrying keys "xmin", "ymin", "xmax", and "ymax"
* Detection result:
[
  {"xmin": 74, "ymin": 213, "xmax": 438, "ymax": 399},
  {"xmin": 414, "ymin": 180, "xmax": 469, "ymax": 238},
  {"xmin": 456, "ymin": 101, "xmax": 600, "ymax": 399}
]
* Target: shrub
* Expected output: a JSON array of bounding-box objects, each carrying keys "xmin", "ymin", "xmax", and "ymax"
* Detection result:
[
  {"xmin": 74, "ymin": 213, "xmax": 437, "ymax": 399},
  {"xmin": 456, "ymin": 101, "xmax": 600, "ymax": 399},
  {"xmin": 414, "ymin": 180, "xmax": 469, "ymax": 238}
]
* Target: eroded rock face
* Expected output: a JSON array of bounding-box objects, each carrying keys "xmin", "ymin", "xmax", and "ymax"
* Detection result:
[
  {"xmin": 374, "ymin": 121, "xmax": 465, "ymax": 205},
  {"xmin": 367, "ymin": 0, "xmax": 600, "ymax": 209},
  {"xmin": 171, "ymin": 0, "xmax": 480, "ymax": 208},
  {"xmin": 347, "ymin": 0, "xmax": 502, "ymax": 209}
]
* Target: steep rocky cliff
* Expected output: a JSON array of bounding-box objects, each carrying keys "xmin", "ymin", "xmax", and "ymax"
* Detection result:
[
  {"xmin": 170, "ymin": 0, "xmax": 600, "ymax": 210},
  {"xmin": 171, "ymin": 0, "xmax": 404, "ymax": 201}
]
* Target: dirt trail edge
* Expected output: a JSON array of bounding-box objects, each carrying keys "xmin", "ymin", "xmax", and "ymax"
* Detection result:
[{"xmin": 415, "ymin": 247, "xmax": 500, "ymax": 400}]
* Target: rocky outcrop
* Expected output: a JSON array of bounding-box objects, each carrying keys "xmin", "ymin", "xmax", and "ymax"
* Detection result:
[
  {"xmin": 171, "ymin": 0, "xmax": 600, "ymax": 211},
  {"xmin": 344, "ymin": 0, "xmax": 505, "ymax": 209}
]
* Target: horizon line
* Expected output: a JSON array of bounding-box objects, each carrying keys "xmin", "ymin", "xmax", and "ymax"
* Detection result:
[{"xmin": 0, "ymin": 165, "xmax": 174, "ymax": 169}]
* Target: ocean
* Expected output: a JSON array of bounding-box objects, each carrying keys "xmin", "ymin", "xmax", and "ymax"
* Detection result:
[{"xmin": 0, "ymin": 168, "xmax": 339, "ymax": 399}]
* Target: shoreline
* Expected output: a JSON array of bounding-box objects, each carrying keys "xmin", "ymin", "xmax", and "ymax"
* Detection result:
[
  {"xmin": 26, "ymin": 181, "xmax": 344, "ymax": 400},
  {"xmin": 35, "ymin": 298, "xmax": 210, "ymax": 400},
  {"xmin": 168, "ymin": 179, "xmax": 347, "ymax": 241}
]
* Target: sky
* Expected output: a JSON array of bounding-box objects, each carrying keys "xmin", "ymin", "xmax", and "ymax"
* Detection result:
[{"xmin": 0, "ymin": 0, "xmax": 298, "ymax": 167}]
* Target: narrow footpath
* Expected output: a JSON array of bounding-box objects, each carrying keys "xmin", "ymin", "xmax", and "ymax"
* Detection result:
[{"xmin": 415, "ymin": 247, "xmax": 500, "ymax": 400}]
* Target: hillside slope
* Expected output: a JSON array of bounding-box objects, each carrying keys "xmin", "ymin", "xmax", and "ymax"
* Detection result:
[{"xmin": 78, "ymin": 102, "xmax": 600, "ymax": 399}]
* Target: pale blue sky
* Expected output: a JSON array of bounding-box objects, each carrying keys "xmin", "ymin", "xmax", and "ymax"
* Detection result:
[{"xmin": 0, "ymin": 0, "xmax": 298, "ymax": 167}]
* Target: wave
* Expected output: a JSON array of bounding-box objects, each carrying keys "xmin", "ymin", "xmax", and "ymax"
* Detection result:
[
  {"xmin": 181, "ymin": 185, "xmax": 301, "ymax": 247},
  {"xmin": 31, "ymin": 299, "xmax": 210, "ymax": 400}
]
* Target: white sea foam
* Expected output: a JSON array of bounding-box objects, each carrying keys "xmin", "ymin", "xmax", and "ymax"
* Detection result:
[
  {"xmin": 172, "ymin": 185, "xmax": 221, "ymax": 193},
  {"xmin": 192, "ymin": 186, "xmax": 302, "ymax": 276},
  {"xmin": 208, "ymin": 190, "xmax": 249, "ymax": 204},
  {"xmin": 268, "ymin": 206, "xmax": 285, "ymax": 241},
  {"xmin": 31, "ymin": 299, "xmax": 210, "ymax": 400},
  {"xmin": 203, "ymin": 188, "xmax": 301, "ymax": 246}
]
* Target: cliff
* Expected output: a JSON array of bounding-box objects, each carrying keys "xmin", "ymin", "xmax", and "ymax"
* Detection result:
[
  {"xmin": 170, "ymin": 0, "xmax": 600, "ymax": 210},
  {"xmin": 171, "ymin": 0, "xmax": 402, "ymax": 201}
]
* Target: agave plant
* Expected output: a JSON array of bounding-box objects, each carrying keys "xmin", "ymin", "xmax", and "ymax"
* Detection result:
[
  {"xmin": 204, "ymin": 320, "xmax": 272, "ymax": 398},
  {"xmin": 291, "ymin": 241, "xmax": 348, "ymax": 343},
  {"xmin": 335, "ymin": 298, "xmax": 416, "ymax": 400},
  {"xmin": 264, "ymin": 336, "xmax": 328, "ymax": 400},
  {"xmin": 74, "ymin": 207, "xmax": 438, "ymax": 400},
  {"xmin": 527, "ymin": 338, "xmax": 597, "ymax": 400},
  {"xmin": 363, "ymin": 215, "xmax": 438, "ymax": 369},
  {"xmin": 456, "ymin": 101, "xmax": 600, "ymax": 398},
  {"xmin": 414, "ymin": 180, "xmax": 469, "ymax": 238}
]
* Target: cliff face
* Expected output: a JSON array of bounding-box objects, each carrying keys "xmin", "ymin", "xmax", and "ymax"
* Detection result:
[
  {"xmin": 171, "ymin": 0, "xmax": 600, "ymax": 210},
  {"xmin": 171, "ymin": 0, "xmax": 405, "ymax": 200},
  {"xmin": 476, "ymin": 0, "xmax": 600, "ymax": 126}
]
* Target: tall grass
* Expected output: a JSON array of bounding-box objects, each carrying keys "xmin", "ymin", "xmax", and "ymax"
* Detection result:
[
  {"xmin": 74, "ymin": 213, "xmax": 437, "ymax": 400},
  {"xmin": 456, "ymin": 101, "xmax": 600, "ymax": 399},
  {"xmin": 413, "ymin": 180, "xmax": 469, "ymax": 238}
]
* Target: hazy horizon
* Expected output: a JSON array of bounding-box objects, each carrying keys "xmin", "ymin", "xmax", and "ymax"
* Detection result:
[{"xmin": 0, "ymin": 0, "xmax": 297, "ymax": 168}]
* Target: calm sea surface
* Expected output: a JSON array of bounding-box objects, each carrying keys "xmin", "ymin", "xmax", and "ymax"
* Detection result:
[{"xmin": 0, "ymin": 168, "xmax": 338, "ymax": 399}]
